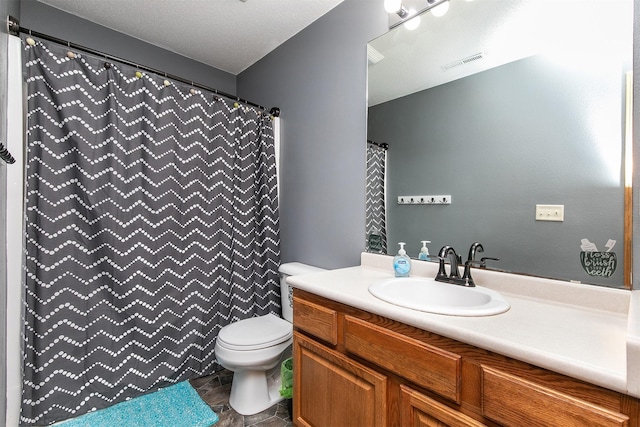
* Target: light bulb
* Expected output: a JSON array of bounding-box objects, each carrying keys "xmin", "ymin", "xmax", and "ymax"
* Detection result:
[
  {"xmin": 430, "ymin": 1, "xmax": 450, "ymax": 17},
  {"xmin": 384, "ymin": 0, "xmax": 402, "ymax": 13},
  {"xmin": 403, "ymin": 12, "xmax": 421, "ymax": 30}
]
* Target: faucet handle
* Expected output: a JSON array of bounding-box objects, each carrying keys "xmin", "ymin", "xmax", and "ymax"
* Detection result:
[{"xmin": 480, "ymin": 257, "xmax": 500, "ymax": 268}]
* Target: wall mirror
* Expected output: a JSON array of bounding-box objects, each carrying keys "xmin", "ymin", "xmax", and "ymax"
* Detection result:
[{"xmin": 366, "ymin": 0, "xmax": 633, "ymax": 288}]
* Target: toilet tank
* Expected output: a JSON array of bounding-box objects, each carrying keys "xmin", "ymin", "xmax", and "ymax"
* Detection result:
[{"xmin": 278, "ymin": 262, "xmax": 326, "ymax": 322}]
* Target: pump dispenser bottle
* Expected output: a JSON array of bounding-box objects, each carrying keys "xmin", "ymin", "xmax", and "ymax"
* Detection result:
[
  {"xmin": 418, "ymin": 240, "xmax": 431, "ymax": 261},
  {"xmin": 393, "ymin": 242, "xmax": 411, "ymax": 277}
]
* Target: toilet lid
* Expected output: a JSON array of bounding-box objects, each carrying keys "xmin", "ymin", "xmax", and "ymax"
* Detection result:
[{"xmin": 217, "ymin": 313, "xmax": 292, "ymax": 351}]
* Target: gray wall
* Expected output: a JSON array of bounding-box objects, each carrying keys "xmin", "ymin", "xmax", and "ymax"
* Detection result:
[
  {"xmin": 238, "ymin": 0, "xmax": 388, "ymax": 269},
  {"xmin": 19, "ymin": 1, "xmax": 236, "ymax": 94},
  {"xmin": 1, "ymin": 0, "xmax": 21, "ymax": 422},
  {"xmin": 369, "ymin": 55, "xmax": 625, "ymax": 286}
]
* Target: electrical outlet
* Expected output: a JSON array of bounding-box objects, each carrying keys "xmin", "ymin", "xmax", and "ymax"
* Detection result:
[{"xmin": 535, "ymin": 204, "xmax": 564, "ymax": 222}]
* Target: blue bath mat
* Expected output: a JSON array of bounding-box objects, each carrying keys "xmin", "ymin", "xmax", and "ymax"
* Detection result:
[{"xmin": 55, "ymin": 381, "xmax": 218, "ymax": 427}]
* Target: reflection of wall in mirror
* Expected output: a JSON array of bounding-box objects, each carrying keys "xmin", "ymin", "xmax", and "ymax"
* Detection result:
[{"xmin": 367, "ymin": 54, "xmax": 626, "ymax": 287}]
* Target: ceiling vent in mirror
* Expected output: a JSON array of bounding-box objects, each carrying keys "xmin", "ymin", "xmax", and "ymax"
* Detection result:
[
  {"xmin": 367, "ymin": 45, "xmax": 385, "ymax": 64},
  {"xmin": 442, "ymin": 52, "xmax": 486, "ymax": 71}
]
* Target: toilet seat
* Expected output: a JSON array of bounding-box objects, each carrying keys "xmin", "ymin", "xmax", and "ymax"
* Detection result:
[{"xmin": 217, "ymin": 313, "xmax": 292, "ymax": 351}]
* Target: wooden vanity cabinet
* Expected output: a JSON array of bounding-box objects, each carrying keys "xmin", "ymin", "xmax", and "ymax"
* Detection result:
[
  {"xmin": 294, "ymin": 332, "xmax": 388, "ymax": 427},
  {"xmin": 292, "ymin": 289, "xmax": 640, "ymax": 427}
]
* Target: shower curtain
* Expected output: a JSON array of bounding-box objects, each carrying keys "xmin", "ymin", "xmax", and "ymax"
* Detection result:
[
  {"xmin": 20, "ymin": 37, "xmax": 281, "ymax": 425},
  {"xmin": 366, "ymin": 141, "xmax": 387, "ymax": 254}
]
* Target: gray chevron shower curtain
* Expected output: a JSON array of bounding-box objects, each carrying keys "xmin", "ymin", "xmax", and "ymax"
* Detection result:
[
  {"xmin": 21, "ymin": 38, "xmax": 281, "ymax": 425},
  {"xmin": 366, "ymin": 142, "xmax": 387, "ymax": 254}
]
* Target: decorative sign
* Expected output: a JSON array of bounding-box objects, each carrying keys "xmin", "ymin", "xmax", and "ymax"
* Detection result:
[
  {"xmin": 580, "ymin": 251, "xmax": 617, "ymax": 278},
  {"xmin": 579, "ymin": 238, "xmax": 617, "ymax": 278}
]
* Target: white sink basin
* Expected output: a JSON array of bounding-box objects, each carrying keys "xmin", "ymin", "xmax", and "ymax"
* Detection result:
[{"xmin": 369, "ymin": 277, "xmax": 510, "ymax": 316}]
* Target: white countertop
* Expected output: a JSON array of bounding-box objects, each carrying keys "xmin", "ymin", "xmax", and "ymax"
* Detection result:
[{"xmin": 287, "ymin": 253, "xmax": 640, "ymax": 398}]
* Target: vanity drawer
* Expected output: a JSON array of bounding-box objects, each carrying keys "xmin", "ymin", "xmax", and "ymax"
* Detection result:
[
  {"xmin": 400, "ymin": 385, "xmax": 488, "ymax": 427},
  {"xmin": 481, "ymin": 365, "xmax": 629, "ymax": 427},
  {"xmin": 344, "ymin": 315, "xmax": 461, "ymax": 403},
  {"xmin": 293, "ymin": 295, "xmax": 338, "ymax": 345}
]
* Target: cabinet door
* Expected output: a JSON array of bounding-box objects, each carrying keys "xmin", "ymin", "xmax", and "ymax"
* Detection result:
[
  {"xmin": 400, "ymin": 385, "xmax": 488, "ymax": 427},
  {"xmin": 293, "ymin": 331, "xmax": 388, "ymax": 427}
]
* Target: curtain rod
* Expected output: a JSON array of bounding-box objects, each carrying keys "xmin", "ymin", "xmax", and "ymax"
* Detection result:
[{"xmin": 6, "ymin": 16, "xmax": 280, "ymax": 118}]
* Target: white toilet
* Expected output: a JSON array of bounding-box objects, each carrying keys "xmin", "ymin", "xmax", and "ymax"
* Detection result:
[{"xmin": 214, "ymin": 262, "xmax": 325, "ymax": 415}]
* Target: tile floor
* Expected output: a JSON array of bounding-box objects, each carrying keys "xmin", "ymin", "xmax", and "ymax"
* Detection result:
[{"xmin": 190, "ymin": 370, "xmax": 294, "ymax": 427}]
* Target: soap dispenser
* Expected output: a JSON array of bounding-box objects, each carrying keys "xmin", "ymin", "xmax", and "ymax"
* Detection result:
[
  {"xmin": 418, "ymin": 240, "xmax": 431, "ymax": 261},
  {"xmin": 393, "ymin": 242, "xmax": 411, "ymax": 277}
]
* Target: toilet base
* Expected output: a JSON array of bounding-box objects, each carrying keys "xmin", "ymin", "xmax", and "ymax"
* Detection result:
[{"xmin": 228, "ymin": 368, "xmax": 284, "ymax": 415}]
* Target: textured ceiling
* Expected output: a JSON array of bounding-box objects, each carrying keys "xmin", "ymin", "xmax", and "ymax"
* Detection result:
[{"xmin": 37, "ymin": 0, "xmax": 346, "ymax": 75}]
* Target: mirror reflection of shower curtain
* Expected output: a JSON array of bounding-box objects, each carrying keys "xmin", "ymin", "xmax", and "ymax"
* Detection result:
[{"xmin": 365, "ymin": 141, "xmax": 387, "ymax": 254}]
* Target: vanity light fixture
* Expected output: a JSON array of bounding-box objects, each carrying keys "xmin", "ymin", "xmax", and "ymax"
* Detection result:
[
  {"xmin": 386, "ymin": 0, "xmax": 451, "ymax": 29},
  {"xmin": 384, "ymin": 0, "xmax": 409, "ymax": 18}
]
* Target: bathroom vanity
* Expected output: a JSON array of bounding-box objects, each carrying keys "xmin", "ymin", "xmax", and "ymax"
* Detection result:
[{"xmin": 288, "ymin": 253, "xmax": 640, "ymax": 426}]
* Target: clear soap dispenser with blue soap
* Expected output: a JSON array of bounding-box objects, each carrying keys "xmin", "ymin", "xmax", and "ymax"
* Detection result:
[
  {"xmin": 418, "ymin": 240, "xmax": 431, "ymax": 261},
  {"xmin": 393, "ymin": 242, "xmax": 411, "ymax": 277}
]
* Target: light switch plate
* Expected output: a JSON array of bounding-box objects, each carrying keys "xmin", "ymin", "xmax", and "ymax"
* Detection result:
[{"xmin": 535, "ymin": 204, "xmax": 564, "ymax": 222}]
